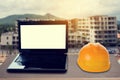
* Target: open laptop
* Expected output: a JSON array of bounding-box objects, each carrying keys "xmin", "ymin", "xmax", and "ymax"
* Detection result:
[{"xmin": 7, "ymin": 20, "xmax": 68, "ymax": 73}]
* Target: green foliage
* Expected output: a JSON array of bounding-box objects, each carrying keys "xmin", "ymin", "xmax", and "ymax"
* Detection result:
[{"xmin": 0, "ymin": 24, "xmax": 15, "ymax": 36}]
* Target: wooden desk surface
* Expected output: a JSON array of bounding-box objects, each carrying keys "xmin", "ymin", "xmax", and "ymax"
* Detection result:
[{"xmin": 0, "ymin": 54, "xmax": 120, "ymax": 80}]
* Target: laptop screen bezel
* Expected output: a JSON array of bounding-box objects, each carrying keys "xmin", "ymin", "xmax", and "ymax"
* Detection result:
[{"xmin": 18, "ymin": 20, "xmax": 68, "ymax": 54}]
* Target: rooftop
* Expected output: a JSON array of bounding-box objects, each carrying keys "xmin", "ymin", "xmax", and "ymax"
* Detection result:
[{"xmin": 1, "ymin": 32, "xmax": 18, "ymax": 36}]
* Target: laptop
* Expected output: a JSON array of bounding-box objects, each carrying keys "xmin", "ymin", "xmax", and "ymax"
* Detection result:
[{"xmin": 7, "ymin": 20, "xmax": 68, "ymax": 73}]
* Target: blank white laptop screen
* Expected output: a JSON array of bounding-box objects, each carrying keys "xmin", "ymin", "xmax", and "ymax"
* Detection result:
[{"xmin": 20, "ymin": 25, "xmax": 66, "ymax": 49}]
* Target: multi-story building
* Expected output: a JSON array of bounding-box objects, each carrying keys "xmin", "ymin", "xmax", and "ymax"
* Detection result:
[
  {"xmin": 68, "ymin": 19, "xmax": 84, "ymax": 48},
  {"xmin": 70, "ymin": 15, "xmax": 117, "ymax": 46},
  {"xmin": 68, "ymin": 20, "xmax": 81, "ymax": 48},
  {"xmin": 0, "ymin": 32, "xmax": 18, "ymax": 49}
]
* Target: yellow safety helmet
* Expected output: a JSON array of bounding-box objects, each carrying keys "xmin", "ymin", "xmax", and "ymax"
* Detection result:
[{"xmin": 77, "ymin": 43, "xmax": 110, "ymax": 72}]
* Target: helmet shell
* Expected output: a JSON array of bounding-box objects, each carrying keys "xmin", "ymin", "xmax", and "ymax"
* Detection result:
[{"xmin": 77, "ymin": 43, "xmax": 110, "ymax": 72}]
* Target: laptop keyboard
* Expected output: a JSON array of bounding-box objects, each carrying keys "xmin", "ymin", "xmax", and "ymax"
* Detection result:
[{"xmin": 15, "ymin": 54, "xmax": 67, "ymax": 69}]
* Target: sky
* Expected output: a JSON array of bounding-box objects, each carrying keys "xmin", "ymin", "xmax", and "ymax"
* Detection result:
[{"xmin": 0, "ymin": 0, "xmax": 120, "ymax": 20}]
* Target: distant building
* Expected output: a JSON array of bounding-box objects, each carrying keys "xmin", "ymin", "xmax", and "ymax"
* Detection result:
[
  {"xmin": 0, "ymin": 32, "xmax": 18, "ymax": 49},
  {"xmin": 68, "ymin": 19, "xmax": 83, "ymax": 48},
  {"xmin": 70, "ymin": 15, "xmax": 117, "ymax": 46}
]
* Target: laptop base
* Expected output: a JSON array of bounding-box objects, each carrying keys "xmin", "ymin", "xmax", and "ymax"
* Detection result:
[{"xmin": 7, "ymin": 54, "xmax": 68, "ymax": 73}]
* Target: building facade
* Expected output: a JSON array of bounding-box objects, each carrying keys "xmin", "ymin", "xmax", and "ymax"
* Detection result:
[
  {"xmin": 0, "ymin": 32, "xmax": 18, "ymax": 49},
  {"xmin": 69, "ymin": 15, "xmax": 117, "ymax": 46},
  {"xmin": 68, "ymin": 20, "xmax": 76, "ymax": 48}
]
